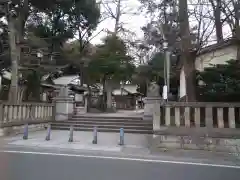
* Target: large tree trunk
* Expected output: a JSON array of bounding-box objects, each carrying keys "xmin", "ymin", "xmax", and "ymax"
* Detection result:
[
  {"xmin": 179, "ymin": 0, "xmax": 196, "ymax": 102},
  {"xmin": 103, "ymin": 0, "xmax": 121, "ymax": 112},
  {"xmin": 214, "ymin": 0, "xmax": 223, "ymax": 42},
  {"xmin": 8, "ymin": 18, "xmax": 19, "ymax": 103},
  {"xmin": 209, "ymin": 0, "xmax": 223, "ymax": 43},
  {"xmin": 8, "ymin": 0, "xmax": 29, "ymax": 103},
  {"xmin": 233, "ymin": 1, "xmax": 240, "ymax": 38}
]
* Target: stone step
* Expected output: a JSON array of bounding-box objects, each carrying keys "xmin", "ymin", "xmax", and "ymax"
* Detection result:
[
  {"xmin": 51, "ymin": 125, "xmax": 153, "ymax": 134},
  {"xmin": 71, "ymin": 115, "xmax": 142, "ymax": 121},
  {"xmin": 51, "ymin": 122, "xmax": 152, "ymax": 130},
  {"xmin": 70, "ymin": 117, "xmax": 144, "ymax": 122},
  {"xmin": 58, "ymin": 120, "xmax": 152, "ymax": 126}
]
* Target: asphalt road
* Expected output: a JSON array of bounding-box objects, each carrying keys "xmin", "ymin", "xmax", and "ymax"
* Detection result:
[{"xmin": 0, "ymin": 151, "xmax": 240, "ymax": 180}]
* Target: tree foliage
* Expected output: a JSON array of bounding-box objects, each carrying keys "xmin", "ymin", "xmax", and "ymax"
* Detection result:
[
  {"xmin": 134, "ymin": 51, "xmax": 178, "ymax": 96},
  {"xmin": 0, "ymin": 0, "xmax": 101, "ymax": 101},
  {"xmin": 88, "ymin": 35, "xmax": 135, "ymax": 83},
  {"xmin": 197, "ymin": 59, "xmax": 240, "ymax": 102},
  {"xmin": 0, "ymin": 21, "xmax": 10, "ymax": 70}
]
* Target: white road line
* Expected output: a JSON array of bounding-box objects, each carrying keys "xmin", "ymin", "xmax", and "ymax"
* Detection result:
[{"xmin": 2, "ymin": 150, "xmax": 240, "ymax": 169}]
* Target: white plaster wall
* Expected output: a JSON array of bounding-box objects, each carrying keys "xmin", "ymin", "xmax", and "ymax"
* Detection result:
[
  {"xmin": 179, "ymin": 45, "xmax": 238, "ymax": 99},
  {"xmin": 195, "ymin": 45, "xmax": 238, "ymax": 71}
]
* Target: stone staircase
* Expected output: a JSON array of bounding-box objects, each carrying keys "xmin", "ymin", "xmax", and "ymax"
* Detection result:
[{"xmin": 51, "ymin": 114, "xmax": 153, "ymax": 134}]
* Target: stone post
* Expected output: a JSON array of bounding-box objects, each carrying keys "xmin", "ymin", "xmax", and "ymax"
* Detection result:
[
  {"xmin": 0, "ymin": 101, "xmax": 3, "ymax": 123},
  {"xmin": 74, "ymin": 92, "xmax": 87, "ymax": 114},
  {"xmin": 53, "ymin": 86, "xmax": 74, "ymax": 121},
  {"xmin": 152, "ymin": 98, "xmax": 161, "ymax": 131},
  {"xmin": 143, "ymin": 82, "xmax": 161, "ymax": 122}
]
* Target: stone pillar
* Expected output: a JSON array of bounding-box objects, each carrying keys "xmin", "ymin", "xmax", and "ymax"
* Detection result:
[
  {"xmin": 143, "ymin": 82, "xmax": 161, "ymax": 121},
  {"xmin": 143, "ymin": 98, "xmax": 154, "ymax": 120},
  {"xmin": 152, "ymin": 99, "xmax": 161, "ymax": 131},
  {"xmin": 53, "ymin": 86, "xmax": 74, "ymax": 121}
]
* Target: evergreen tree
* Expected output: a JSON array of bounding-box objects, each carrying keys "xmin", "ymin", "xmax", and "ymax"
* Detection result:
[{"xmin": 197, "ymin": 59, "xmax": 240, "ymax": 102}]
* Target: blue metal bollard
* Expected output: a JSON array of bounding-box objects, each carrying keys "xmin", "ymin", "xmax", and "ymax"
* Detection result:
[
  {"xmin": 68, "ymin": 126, "xmax": 74, "ymax": 142},
  {"xmin": 119, "ymin": 128, "xmax": 124, "ymax": 146},
  {"xmin": 23, "ymin": 124, "xmax": 28, "ymax": 140},
  {"xmin": 92, "ymin": 126, "xmax": 98, "ymax": 144},
  {"xmin": 45, "ymin": 124, "xmax": 51, "ymax": 141}
]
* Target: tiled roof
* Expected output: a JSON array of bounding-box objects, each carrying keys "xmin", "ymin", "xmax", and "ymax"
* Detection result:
[{"xmin": 53, "ymin": 75, "xmax": 80, "ymax": 86}]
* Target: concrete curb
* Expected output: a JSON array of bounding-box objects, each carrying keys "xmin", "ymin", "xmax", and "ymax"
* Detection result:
[{"xmin": 0, "ymin": 124, "xmax": 48, "ymax": 137}]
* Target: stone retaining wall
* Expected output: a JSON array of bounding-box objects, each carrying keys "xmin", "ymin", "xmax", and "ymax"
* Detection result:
[{"xmin": 151, "ymin": 134, "xmax": 240, "ymax": 155}]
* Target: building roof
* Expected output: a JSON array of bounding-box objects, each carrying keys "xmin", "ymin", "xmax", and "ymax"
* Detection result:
[
  {"xmin": 1, "ymin": 70, "xmax": 11, "ymax": 80},
  {"xmin": 197, "ymin": 38, "xmax": 240, "ymax": 56},
  {"xmin": 53, "ymin": 75, "xmax": 80, "ymax": 86},
  {"xmin": 112, "ymin": 84, "xmax": 141, "ymax": 96},
  {"xmin": 123, "ymin": 84, "xmax": 138, "ymax": 94},
  {"xmin": 176, "ymin": 38, "xmax": 240, "ymax": 69}
]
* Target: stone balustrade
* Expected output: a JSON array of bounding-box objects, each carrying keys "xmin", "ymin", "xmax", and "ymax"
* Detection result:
[
  {"xmin": 159, "ymin": 102, "xmax": 240, "ymax": 128},
  {"xmin": 145, "ymin": 98, "xmax": 240, "ymax": 136},
  {"xmin": 145, "ymin": 98, "xmax": 240, "ymax": 153},
  {"xmin": 0, "ymin": 102, "xmax": 54, "ymax": 127}
]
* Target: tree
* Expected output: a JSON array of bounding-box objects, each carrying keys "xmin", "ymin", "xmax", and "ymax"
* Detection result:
[
  {"xmin": 0, "ymin": 0, "xmax": 101, "ymax": 102},
  {"xmin": 99, "ymin": 0, "xmax": 140, "ymax": 109},
  {"xmin": 209, "ymin": 0, "xmax": 224, "ymax": 42},
  {"xmin": 178, "ymin": 0, "xmax": 197, "ymax": 101},
  {"xmin": 65, "ymin": 0, "xmax": 100, "ymax": 86},
  {"xmin": 133, "ymin": 52, "xmax": 178, "ymax": 96},
  {"xmin": 0, "ymin": 0, "xmax": 59, "ymax": 102},
  {"xmin": 26, "ymin": 5, "xmax": 76, "ymax": 66},
  {"xmin": 197, "ymin": 59, "xmax": 240, "ymax": 102},
  {"xmin": 2, "ymin": 0, "xmax": 62, "ymax": 102},
  {"xmin": 221, "ymin": 0, "xmax": 240, "ymax": 38},
  {"xmin": 88, "ymin": 35, "xmax": 135, "ymax": 111},
  {"xmin": 101, "ymin": 0, "xmax": 138, "ymax": 36},
  {"xmin": 0, "ymin": 21, "xmax": 10, "ymax": 70}
]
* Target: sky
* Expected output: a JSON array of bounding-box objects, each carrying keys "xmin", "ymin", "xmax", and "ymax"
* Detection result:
[
  {"xmin": 89, "ymin": 0, "xmax": 233, "ymax": 46},
  {"xmin": 90, "ymin": 0, "xmax": 148, "ymax": 45}
]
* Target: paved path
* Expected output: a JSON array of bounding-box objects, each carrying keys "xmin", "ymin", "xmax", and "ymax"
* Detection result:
[
  {"xmin": 1, "ymin": 150, "xmax": 240, "ymax": 180},
  {"xmin": 4, "ymin": 130, "xmax": 151, "ymax": 154}
]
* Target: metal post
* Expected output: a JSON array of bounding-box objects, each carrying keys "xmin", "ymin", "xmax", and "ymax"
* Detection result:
[
  {"xmin": 92, "ymin": 126, "xmax": 97, "ymax": 144},
  {"xmin": 159, "ymin": 22, "xmax": 171, "ymax": 101},
  {"xmin": 119, "ymin": 128, "xmax": 124, "ymax": 146},
  {"xmin": 23, "ymin": 124, "xmax": 28, "ymax": 140},
  {"xmin": 166, "ymin": 51, "xmax": 171, "ymax": 94},
  {"xmin": 45, "ymin": 124, "xmax": 51, "ymax": 141},
  {"xmin": 68, "ymin": 126, "xmax": 74, "ymax": 142}
]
